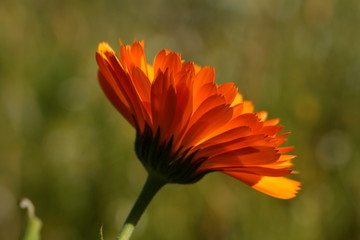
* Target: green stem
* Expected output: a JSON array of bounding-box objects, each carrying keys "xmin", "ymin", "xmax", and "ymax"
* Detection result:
[
  {"xmin": 116, "ymin": 174, "xmax": 166, "ymax": 240},
  {"xmin": 19, "ymin": 198, "xmax": 42, "ymax": 240}
]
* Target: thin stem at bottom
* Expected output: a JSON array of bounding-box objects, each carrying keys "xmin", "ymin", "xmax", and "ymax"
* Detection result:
[{"xmin": 116, "ymin": 175, "xmax": 165, "ymax": 240}]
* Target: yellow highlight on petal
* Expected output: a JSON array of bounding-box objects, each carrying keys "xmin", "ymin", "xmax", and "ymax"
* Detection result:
[
  {"xmin": 97, "ymin": 42, "xmax": 114, "ymax": 53},
  {"xmin": 252, "ymin": 177, "xmax": 301, "ymax": 199}
]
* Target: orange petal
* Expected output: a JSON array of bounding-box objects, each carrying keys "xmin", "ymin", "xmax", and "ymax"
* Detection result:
[
  {"xmin": 194, "ymin": 66, "xmax": 215, "ymax": 87},
  {"xmin": 217, "ymin": 82, "xmax": 238, "ymax": 105},
  {"xmin": 204, "ymin": 112, "xmax": 262, "ymax": 139},
  {"xmin": 257, "ymin": 111, "xmax": 268, "ymax": 121},
  {"xmin": 196, "ymin": 126, "xmax": 252, "ymax": 150},
  {"xmin": 120, "ymin": 41, "xmax": 147, "ymax": 74},
  {"xmin": 98, "ymin": 71, "xmax": 135, "ymax": 127},
  {"xmin": 190, "ymin": 94, "xmax": 226, "ymax": 126},
  {"xmin": 193, "ymin": 83, "xmax": 218, "ymax": 111},
  {"xmin": 151, "ymin": 70, "xmax": 177, "ymax": 139},
  {"xmin": 131, "ymin": 67, "xmax": 151, "ymax": 103},
  {"xmin": 222, "ymin": 171, "xmax": 301, "ymax": 199},
  {"xmin": 229, "ymin": 113, "xmax": 262, "ymax": 131},
  {"xmin": 96, "ymin": 44, "xmax": 150, "ymax": 130},
  {"xmin": 237, "ymin": 167, "xmax": 292, "ymax": 177},
  {"xmin": 193, "ymin": 66, "xmax": 216, "ymax": 109},
  {"xmin": 153, "ymin": 50, "xmax": 182, "ymax": 75},
  {"xmin": 231, "ymin": 94, "xmax": 243, "ymax": 107},
  {"xmin": 171, "ymin": 78, "xmax": 193, "ymax": 144},
  {"xmin": 182, "ymin": 105, "xmax": 233, "ymax": 147},
  {"xmin": 196, "ymin": 134, "xmax": 268, "ymax": 158},
  {"xmin": 277, "ymin": 146, "xmax": 295, "ymax": 154},
  {"xmin": 199, "ymin": 146, "xmax": 280, "ymax": 170},
  {"xmin": 242, "ymin": 101, "xmax": 254, "ymax": 113},
  {"xmin": 263, "ymin": 118, "xmax": 280, "ymax": 126},
  {"xmin": 262, "ymin": 155, "xmax": 296, "ymax": 169},
  {"xmin": 252, "ymin": 176, "xmax": 301, "ymax": 199},
  {"xmin": 258, "ymin": 125, "xmax": 284, "ymax": 136}
]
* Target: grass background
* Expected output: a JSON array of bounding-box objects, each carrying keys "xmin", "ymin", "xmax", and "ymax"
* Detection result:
[{"xmin": 1, "ymin": 0, "xmax": 360, "ymax": 239}]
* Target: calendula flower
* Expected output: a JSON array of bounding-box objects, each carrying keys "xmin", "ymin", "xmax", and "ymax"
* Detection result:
[{"xmin": 96, "ymin": 40, "xmax": 300, "ymax": 240}]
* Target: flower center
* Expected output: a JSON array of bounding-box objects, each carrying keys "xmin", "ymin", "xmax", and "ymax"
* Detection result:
[{"xmin": 135, "ymin": 123, "xmax": 209, "ymax": 184}]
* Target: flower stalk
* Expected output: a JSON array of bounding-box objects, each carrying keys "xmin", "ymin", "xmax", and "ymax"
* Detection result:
[{"xmin": 116, "ymin": 174, "xmax": 166, "ymax": 240}]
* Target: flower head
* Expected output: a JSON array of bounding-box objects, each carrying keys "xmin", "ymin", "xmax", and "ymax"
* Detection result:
[{"xmin": 96, "ymin": 40, "xmax": 300, "ymax": 199}]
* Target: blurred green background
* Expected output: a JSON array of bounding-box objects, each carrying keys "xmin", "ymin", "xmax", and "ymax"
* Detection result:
[{"xmin": 1, "ymin": 0, "xmax": 360, "ymax": 239}]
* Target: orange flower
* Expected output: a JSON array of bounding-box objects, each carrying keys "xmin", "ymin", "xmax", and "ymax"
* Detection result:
[{"xmin": 96, "ymin": 40, "xmax": 300, "ymax": 199}]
